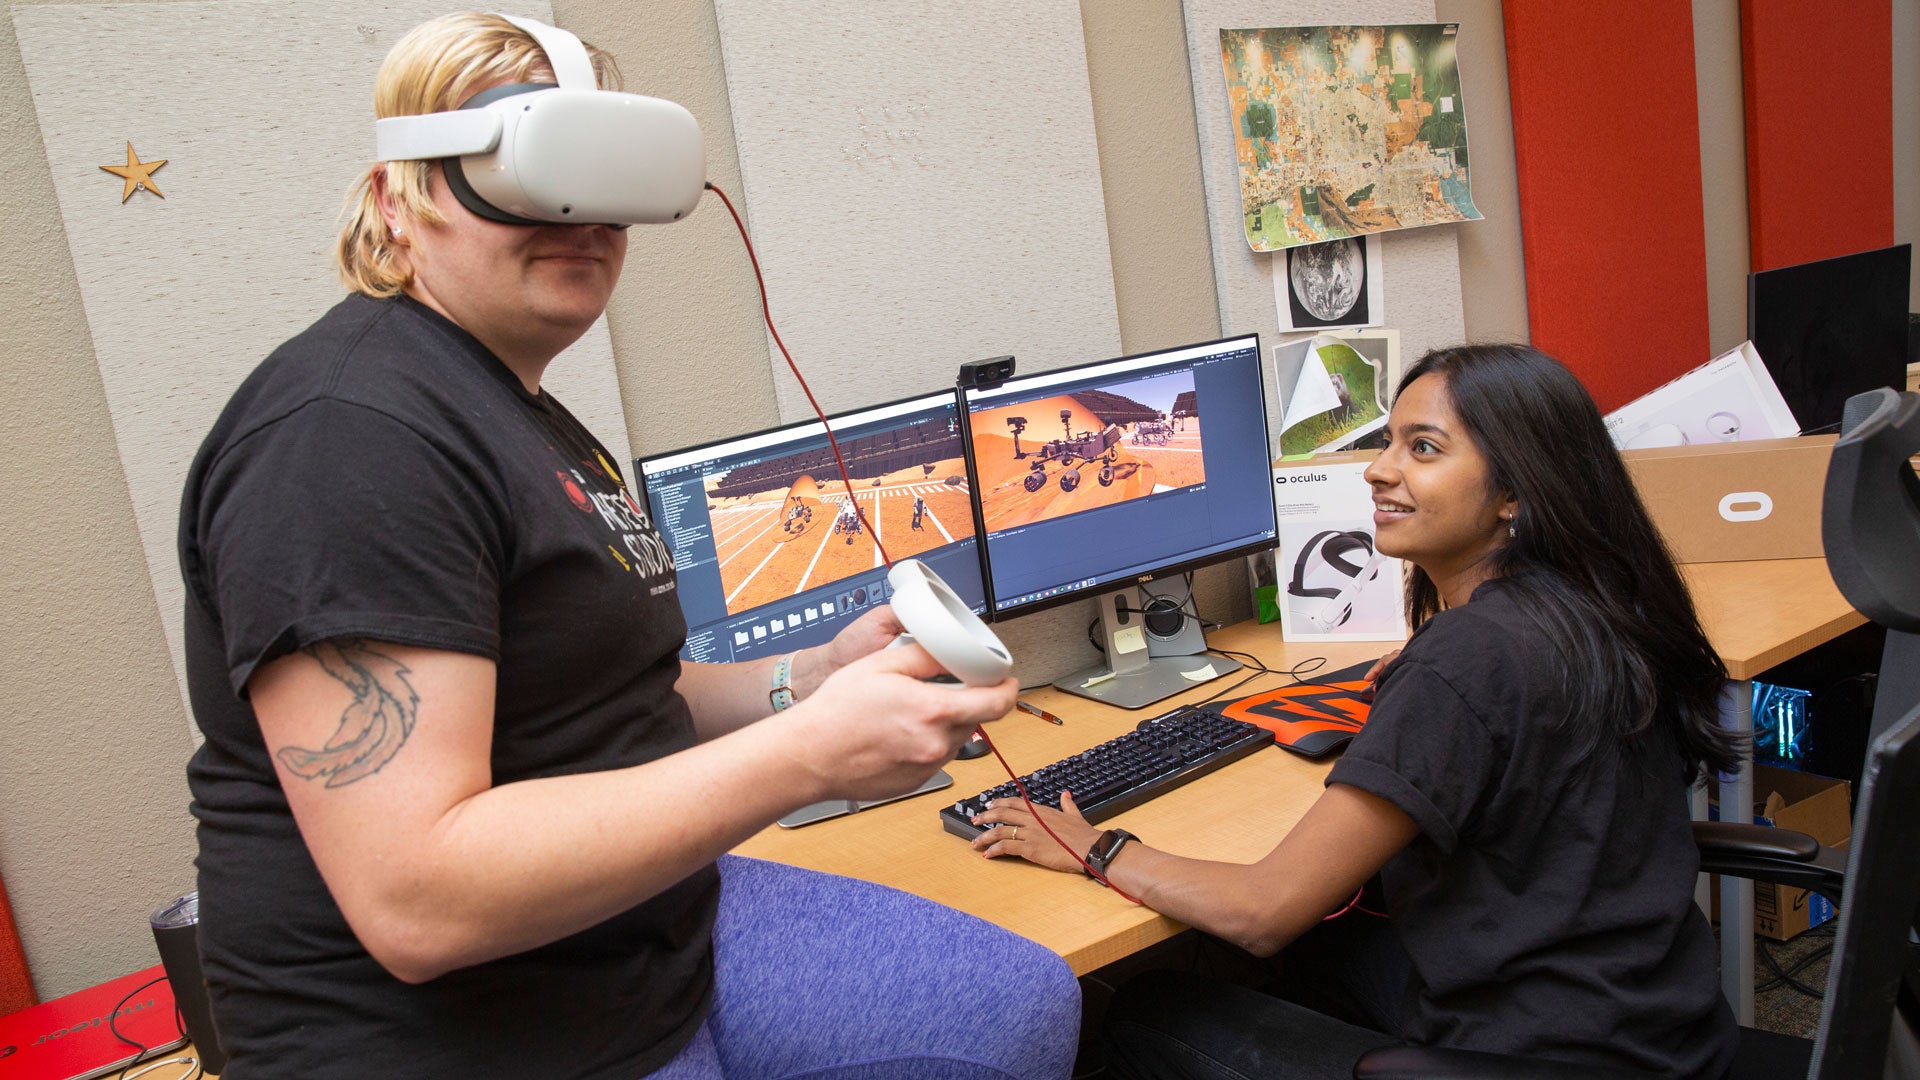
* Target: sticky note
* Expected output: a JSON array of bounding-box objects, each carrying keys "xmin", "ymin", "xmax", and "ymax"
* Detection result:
[
  {"xmin": 1112, "ymin": 625, "xmax": 1147, "ymax": 655},
  {"xmin": 1081, "ymin": 671, "xmax": 1116, "ymax": 688},
  {"xmin": 1180, "ymin": 663, "xmax": 1219, "ymax": 682}
]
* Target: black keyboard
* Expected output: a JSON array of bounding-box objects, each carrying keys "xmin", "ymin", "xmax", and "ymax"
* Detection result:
[{"xmin": 939, "ymin": 705, "xmax": 1274, "ymax": 840}]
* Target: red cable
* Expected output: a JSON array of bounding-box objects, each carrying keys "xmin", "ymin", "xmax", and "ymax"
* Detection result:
[
  {"xmin": 706, "ymin": 182, "xmax": 1139, "ymax": 905},
  {"xmin": 979, "ymin": 736, "xmax": 1143, "ymax": 904},
  {"xmin": 704, "ymin": 183, "xmax": 892, "ymax": 568}
]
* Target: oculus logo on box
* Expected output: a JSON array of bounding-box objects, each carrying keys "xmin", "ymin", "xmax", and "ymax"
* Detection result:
[{"xmin": 1719, "ymin": 491, "xmax": 1775, "ymax": 523}]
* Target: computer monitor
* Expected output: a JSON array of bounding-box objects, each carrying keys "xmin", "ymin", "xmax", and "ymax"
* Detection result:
[
  {"xmin": 1748, "ymin": 243, "xmax": 1911, "ymax": 433},
  {"xmin": 960, "ymin": 334, "xmax": 1277, "ymax": 708},
  {"xmin": 636, "ymin": 390, "xmax": 985, "ymax": 665}
]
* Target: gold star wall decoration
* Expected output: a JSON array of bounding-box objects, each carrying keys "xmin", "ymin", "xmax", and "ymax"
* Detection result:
[{"xmin": 100, "ymin": 141, "xmax": 167, "ymax": 202}]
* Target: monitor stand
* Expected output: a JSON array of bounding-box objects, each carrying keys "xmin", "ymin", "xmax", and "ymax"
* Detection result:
[
  {"xmin": 1052, "ymin": 586, "xmax": 1241, "ymax": 710},
  {"xmin": 777, "ymin": 769, "xmax": 954, "ymax": 828}
]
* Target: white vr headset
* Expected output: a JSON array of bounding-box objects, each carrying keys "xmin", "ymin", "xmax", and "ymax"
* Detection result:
[{"xmin": 373, "ymin": 14, "xmax": 705, "ymax": 227}]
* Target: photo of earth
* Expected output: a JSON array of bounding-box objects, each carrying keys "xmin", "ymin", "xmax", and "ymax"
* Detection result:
[{"xmin": 1288, "ymin": 238, "xmax": 1365, "ymax": 321}]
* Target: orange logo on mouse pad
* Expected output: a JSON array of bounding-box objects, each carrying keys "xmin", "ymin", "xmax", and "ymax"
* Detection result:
[{"xmin": 1221, "ymin": 664, "xmax": 1376, "ymax": 758}]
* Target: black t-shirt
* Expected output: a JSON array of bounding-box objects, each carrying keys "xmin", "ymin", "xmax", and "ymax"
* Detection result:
[
  {"xmin": 1327, "ymin": 579, "xmax": 1737, "ymax": 1079},
  {"xmin": 179, "ymin": 294, "xmax": 718, "ymax": 1080}
]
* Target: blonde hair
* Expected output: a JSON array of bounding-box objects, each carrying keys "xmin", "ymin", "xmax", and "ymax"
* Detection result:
[{"xmin": 334, "ymin": 13, "xmax": 622, "ymax": 297}]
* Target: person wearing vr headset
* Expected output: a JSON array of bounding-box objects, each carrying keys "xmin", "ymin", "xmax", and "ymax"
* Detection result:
[
  {"xmin": 975, "ymin": 344, "xmax": 1743, "ymax": 1079},
  {"xmin": 178, "ymin": 13, "xmax": 1075, "ymax": 1080}
]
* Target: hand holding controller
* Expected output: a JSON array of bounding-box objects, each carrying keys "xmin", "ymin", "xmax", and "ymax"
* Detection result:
[
  {"xmin": 775, "ymin": 567, "xmax": 1012, "ymax": 826},
  {"xmin": 887, "ymin": 559, "xmax": 1012, "ymax": 761},
  {"xmin": 885, "ymin": 559, "xmax": 1013, "ymax": 686}
]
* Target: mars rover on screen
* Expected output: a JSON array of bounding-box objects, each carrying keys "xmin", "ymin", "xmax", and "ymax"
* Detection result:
[{"xmin": 971, "ymin": 372, "xmax": 1206, "ymax": 532}]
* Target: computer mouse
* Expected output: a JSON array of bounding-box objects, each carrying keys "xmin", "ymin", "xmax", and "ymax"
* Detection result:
[{"xmin": 955, "ymin": 729, "xmax": 992, "ymax": 760}]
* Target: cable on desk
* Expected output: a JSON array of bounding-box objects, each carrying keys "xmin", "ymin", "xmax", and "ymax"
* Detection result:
[
  {"xmin": 978, "ymin": 733, "xmax": 1143, "ymax": 904},
  {"xmin": 1083, "ymin": 574, "xmax": 1222, "ymax": 654},
  {"xmin": 109, "ymin": 973, "xmax": 199, "ymax": 1080},
  {"xmin": 1196, "ymin": 651, "xmax": 1330, "ymax": 710},
  {"xmin": 122, "ymin": 1057, "xmax": 203, "ymax": 1080}
]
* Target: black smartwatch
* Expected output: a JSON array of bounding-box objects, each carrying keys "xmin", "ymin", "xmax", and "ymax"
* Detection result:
[{"xmin": 1085, "ymin": 829, "xmax": 1138, "ymax": 879}]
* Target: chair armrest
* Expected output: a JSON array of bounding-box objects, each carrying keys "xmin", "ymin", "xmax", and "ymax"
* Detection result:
[
  {"xmin": 1353, "ymin": 1046, "xmax": 1654, "ymax": 1080},
  {"xmin": 1694, "ymin": 821, "xmax": 1819, "ymax": 860},
  {"xmin": 1694, "ymin": 821, "xmax": 1847, "ymax": 905}
]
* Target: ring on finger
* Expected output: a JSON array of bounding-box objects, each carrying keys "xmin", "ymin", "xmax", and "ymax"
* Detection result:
[{"xmin": 1004, "ymin": 824, "xmax": 1018, "ymax": 841}]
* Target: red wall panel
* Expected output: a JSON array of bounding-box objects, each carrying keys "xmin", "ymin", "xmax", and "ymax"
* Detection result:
[
  {"xmin": 1, "ymin": 873, "xmax": 34, "ymax": 1011},
  {"xmin": 1741, "ymin": 0, "xmax": 1894, "ymax": 271},
  {"xmin": 1504, "ymin": 1, "xmax": 1712, "ymax": 413}
]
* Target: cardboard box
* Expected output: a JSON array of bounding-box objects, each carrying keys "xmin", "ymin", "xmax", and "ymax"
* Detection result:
[
  {"xmin": 1710, "ymin": 763, "xmax": 1850, "ymax": 940},
  {"xmin": 1623, "ymin": 434, "xmax": 1836, "ymax": 563}
]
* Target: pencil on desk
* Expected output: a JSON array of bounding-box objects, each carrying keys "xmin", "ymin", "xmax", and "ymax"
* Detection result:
[{"xmin": 1015, "ymin": 700, "xmax": 1064, "ymax": 725}]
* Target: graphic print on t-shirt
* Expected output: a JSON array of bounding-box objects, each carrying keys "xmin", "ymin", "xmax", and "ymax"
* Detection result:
[
  {"xmin": 536, "ymin": 396, "xmax": 679, "ymax": 593},
  {"xmin": 556, "ymin": 463, "xmax": 677, "ymax": 593},
  {"xmin": 557, "ymin": 470, "xmax": 593, "ymax": 513}
]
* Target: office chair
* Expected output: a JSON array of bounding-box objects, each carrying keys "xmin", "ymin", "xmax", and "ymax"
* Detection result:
[{"xmin": 1354, "ymin": 388, "xmax": 1920, "ymax": 1080}]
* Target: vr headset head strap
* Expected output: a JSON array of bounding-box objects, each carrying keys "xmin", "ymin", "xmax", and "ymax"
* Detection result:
[
  {"xmin": 1288, "ymin": 529, "xmax": 1376, "ymax": 600},
  {"xmin": 1289, "ymin": 530, "xmax": 1341, "ymax": 600},
  {"xmin": 372, "ymin": 15, "xmax": 593, "ymax": 164},
  {"xmin": 494, "ymin": 14, "xmax": 597, "ymax": 90}
]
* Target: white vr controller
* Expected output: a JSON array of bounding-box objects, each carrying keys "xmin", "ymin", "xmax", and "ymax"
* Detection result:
[
  {"xmin": 886, "ymin": 559, "xmax": 1013, "ymax": 686},
  {"xmin": 374, "ymin": 14, "xmax": 706, "ymax": 227}
]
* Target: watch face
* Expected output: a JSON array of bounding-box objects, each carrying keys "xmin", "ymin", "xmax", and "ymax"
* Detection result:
[{"xmin": 1090, "ymin": 828, "xmax": 1133, "ymax": 870}]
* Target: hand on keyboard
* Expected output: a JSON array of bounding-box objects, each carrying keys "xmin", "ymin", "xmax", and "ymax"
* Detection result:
[
  {"xmin": 971, "ymin": 791, "xmax": 1103, "ymax": 874},
  {"xmin": 938, "ymin": 705, "xmax": 1273, "ymax": 865}
]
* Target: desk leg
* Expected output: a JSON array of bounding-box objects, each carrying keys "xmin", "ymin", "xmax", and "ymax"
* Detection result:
[
  {"xmin": 1718, "ymin": 679, "xmax": 1755, "ymax": 1025},
  {"xmin": 1691, "ymin": 780, "xmax": 1710, "ymax": 917}
]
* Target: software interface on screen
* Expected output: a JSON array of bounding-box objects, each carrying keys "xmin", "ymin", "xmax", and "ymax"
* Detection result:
[
  {"xmin": 637, "ymin": 392, "xmax": 986, "ymax": 663},
  {"xmin": 962, "ymin": 335, "xmax": 1276, "ymax": 614}
]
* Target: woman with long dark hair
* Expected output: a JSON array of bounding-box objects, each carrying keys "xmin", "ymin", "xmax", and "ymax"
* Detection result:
[{"xmin": 974, "ymin": 344, "xmax": 1744, "ymax": 1078}]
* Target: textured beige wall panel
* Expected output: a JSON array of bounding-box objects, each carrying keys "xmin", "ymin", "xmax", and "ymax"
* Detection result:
[
  {"xmin": 1692, "ymin": 0, "xmax": 1753, "ymax": 358},
  {"xmin": 1435, "ymin": 0, "xmax": 1527, "ymax": 346},
  {"xmin": 2, "ymin": 0, "xmax": 200, "ymax": 999},
  {"xmin": 713, "ymin": 0, "xmax": 1121, "ymax": 419},
  {"xmin": 1895, "ymin": 0, "xmax": 1919, "ymax": 312},
  {"xmin": 1081, "ymin": 0, "xmax": 1224, "ymax": 355},
  {"xmin": 11, "ymin": 1, "xmax": 629, "ymax": 747}
]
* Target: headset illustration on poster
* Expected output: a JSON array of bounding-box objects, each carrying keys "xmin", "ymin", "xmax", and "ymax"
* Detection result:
[
  {"xmin": 1287, "ymin": 528, "xmax": 1386, "ymax": 633},
  {"xmin": 1268, "ymin": 458, "xmax": 1408, "ymax": 642}
]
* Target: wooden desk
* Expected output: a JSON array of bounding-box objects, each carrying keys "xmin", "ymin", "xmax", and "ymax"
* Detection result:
[
  {"xmin": 1682, "ymin": 558, "xmax": 1865, "ymax": 679},
  {"xmin": 736, "ymin": 558, "xmax": 1860, "ymax": 981},
  {"xmin": 736, "ymin": 630, "xmax": 1386, "ymax": 975}
]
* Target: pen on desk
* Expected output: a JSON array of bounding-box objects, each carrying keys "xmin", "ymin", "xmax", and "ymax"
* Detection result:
[{"xmin": 1015, "ymin": 700, "xmax": 1064, "ymax": 725}]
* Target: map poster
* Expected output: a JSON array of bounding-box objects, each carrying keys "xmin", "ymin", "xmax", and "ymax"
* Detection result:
[{"xmin": 1219, "ymin": 24, "xmax": 1482, "ymax": 252}]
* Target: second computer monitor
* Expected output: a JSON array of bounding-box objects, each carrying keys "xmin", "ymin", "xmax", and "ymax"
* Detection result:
[
  {"xmin": 962, "ymin": 334, "xmax": 1276, "ymax": 705},
  {"xmin": 637, "ymin": 391, "xmax": 984, "ymax": 664},
  {"xmin": 1748, "ymin": 242, "xmax": 1911, "ymax": 433}
]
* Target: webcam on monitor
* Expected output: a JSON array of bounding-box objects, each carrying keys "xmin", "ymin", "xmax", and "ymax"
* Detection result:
[{"xmin": 958, "ymin": 355, "xmax": 1016, "ymax": 390}]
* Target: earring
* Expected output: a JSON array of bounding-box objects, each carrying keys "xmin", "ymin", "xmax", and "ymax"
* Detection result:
[{"xmin": 1506, "ymin": 517, "xmax": 1516, "ymax": 539}]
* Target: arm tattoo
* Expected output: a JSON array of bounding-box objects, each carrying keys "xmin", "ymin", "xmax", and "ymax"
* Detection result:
[{"xmin": 275, "ymin": 640, "xmax": 420, "ymax": 788}]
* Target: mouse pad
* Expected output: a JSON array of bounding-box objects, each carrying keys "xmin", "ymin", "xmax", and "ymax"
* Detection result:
[{"xmin": 1220, "ymin": 658, "xmax": 1379, "ymax": 759}]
